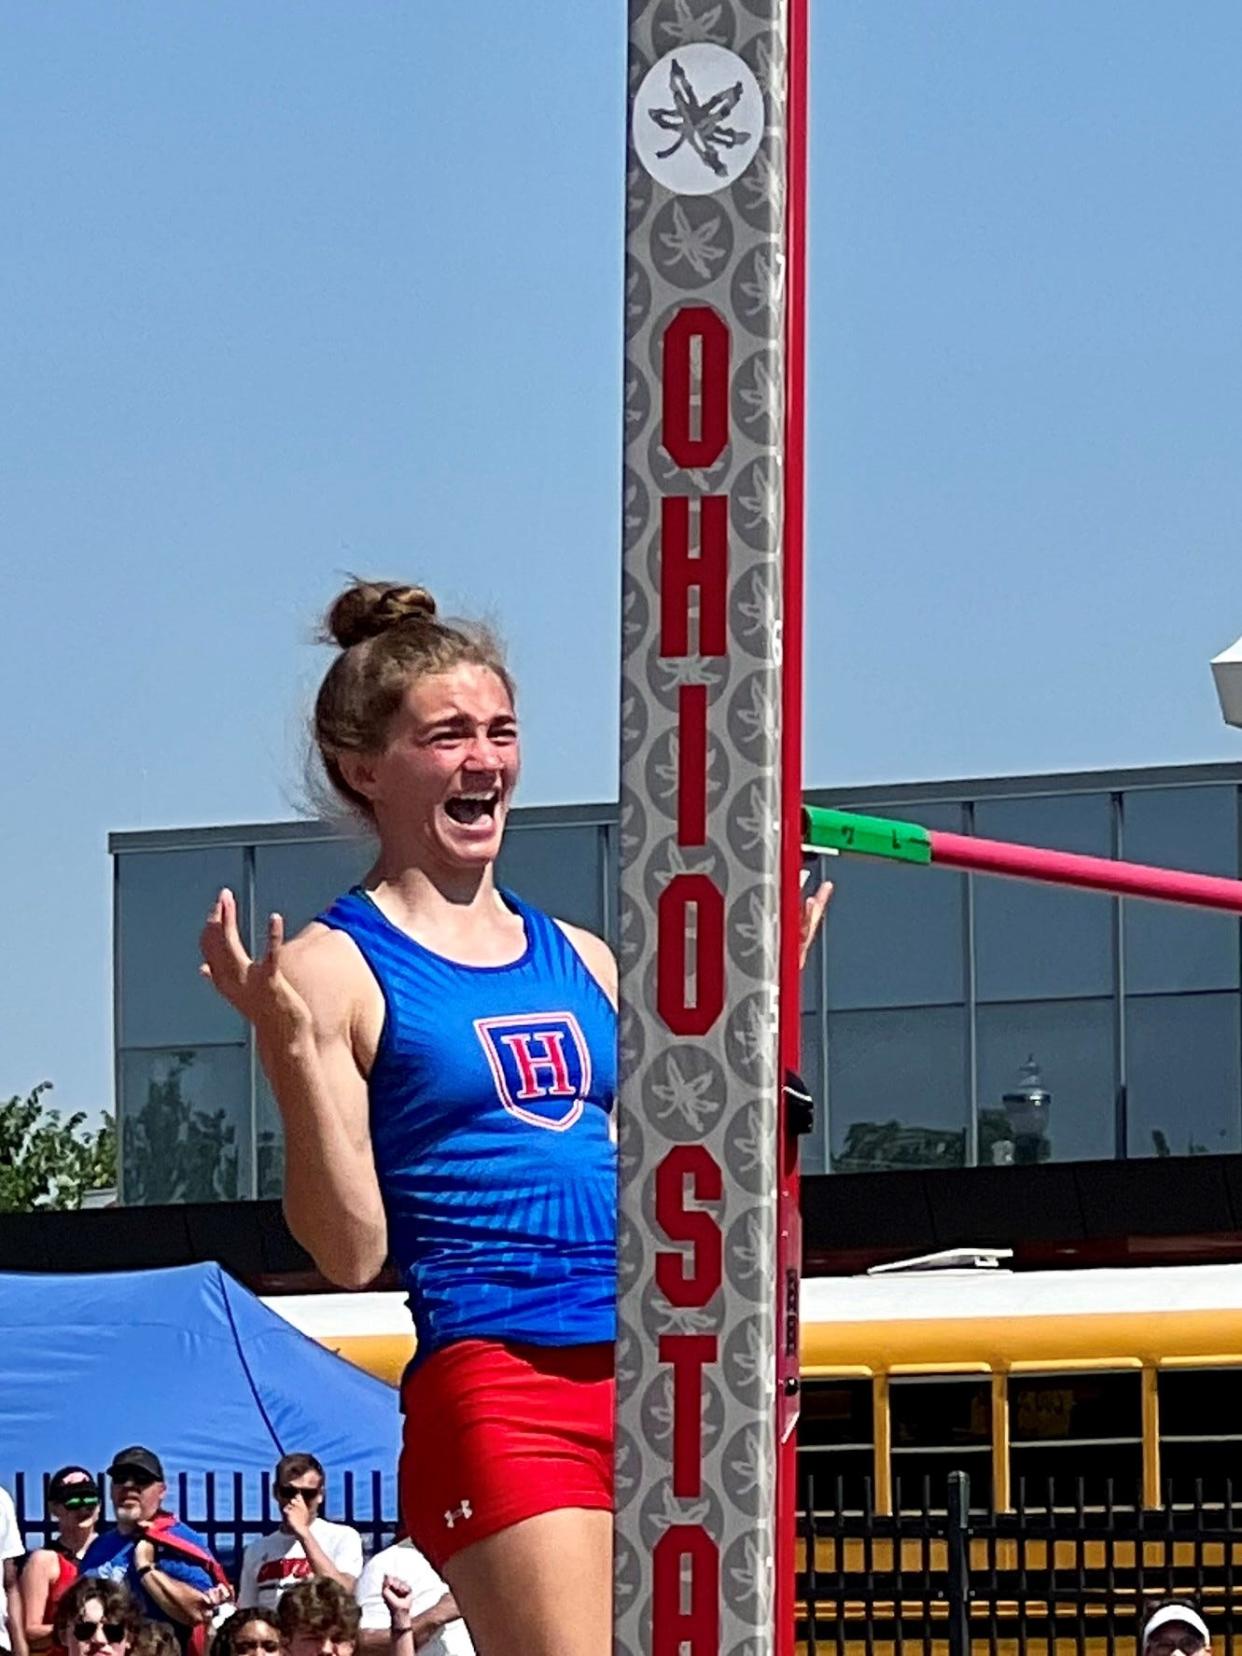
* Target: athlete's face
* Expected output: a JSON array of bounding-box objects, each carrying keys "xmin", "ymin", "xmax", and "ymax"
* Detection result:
[{"xmin": 366, "ymin": 664, "xmax": 519, "ymax": 868}]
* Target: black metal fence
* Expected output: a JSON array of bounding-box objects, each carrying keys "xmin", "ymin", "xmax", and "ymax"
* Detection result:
[
  {"xmin": 11, "ymin": 1471, "xmax": 398, "ymax": 1583},
  {"xmin": 16, "ymin": 1466, "xmax": 1242, "ymax": 1651},
  {"xmin": 800, "ymin": 1472, "xmax": 1242, "ymax": 1655}
]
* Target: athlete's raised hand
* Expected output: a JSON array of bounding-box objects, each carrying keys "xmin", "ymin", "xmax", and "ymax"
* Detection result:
[
  {"xmin": 799, "ymin": 878, "xmax": 833, "ymax": 970},
  {"xmin": 199, "ymin": 888, "xmax": 314, "ymax": 1044}
]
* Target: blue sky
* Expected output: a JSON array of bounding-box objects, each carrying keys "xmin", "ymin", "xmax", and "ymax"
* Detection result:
[{"xmin": 4, "ymin": 1, "xmax": 1242, "ymax": 1126}]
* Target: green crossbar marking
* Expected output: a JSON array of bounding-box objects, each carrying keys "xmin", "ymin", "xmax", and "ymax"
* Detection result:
[{"xmin": 801, "ymin": 805, "xmax": 933, "ymax": 865}]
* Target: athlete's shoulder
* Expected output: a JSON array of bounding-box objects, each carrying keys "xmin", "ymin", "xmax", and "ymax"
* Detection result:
[
  {"xmin": 552, "ymin": 918, "xmax": 617, "ymax": 1008},
  {"xmin": 277, "ymin": 918, "xmax": 378, "ymax": 1033},
  {"xmin": 281, "ymin": 918, "xmax": 369, "ymax": 980}
]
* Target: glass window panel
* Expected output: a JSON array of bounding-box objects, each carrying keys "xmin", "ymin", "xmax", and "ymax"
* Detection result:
[
  {"xmin": 800, "ymin": 1006, "xmax": 828, "ymax": 1175},
  {"xmin": 1011, "ymin": 1443, "xmax": 1142, "ymax": 1511},
  {"xmin": 255, "ymin": 1074, "xmax": 284, "ymax": 1201},
  {"xmin": 824, "ymin": 803, "xmax": 965, "ymax": 1010},
  {"xmin": 973, "ymin": 795, "xmax": 1115, "ymax": 1002},
  {"xmin": 893, "ymin": 1454, "xmax": 991, "ymax": 1515},
  {"xmin": 120, "ymin": 1044, "xmax": 251, "ymax": 1203},
  {"xmin": 976, "ymin": 998, "xmax": 1116, "ymax": 1163},
  {"xmin": 598, "ymin": 821, "xmax": 619, "ymax": 950},
  {"xmin": 1161, "ymin": 1441, "xmax": 1242, "ymax": 1506},
  {"xmin": 497, "ymin": 824, "xmax": 605, "ymax": 933},
  {"xmin": 797, "ymin": 1450, "xmax": 872, "ymax": 1515},
  {"xmin": 1010, "ymin": 1374, "xmax": 1141, "ymax": 1442},
  {"xmin": 828, "ymin": 1006, "xmax": 969, "ymax": 1174},
  {"xmin": 255, "ymin": 838, "xmax": 373, "ymax": 938},
  {"xmin": 1160, "ymin": 1371, "xmax": 1242, "ymax": 1439},
  {"xmin": 800, "ymin": 1380, "xmax": 873, "ymax": 1449},
  {"xmin": 118, "ymin": 848, "xmax": 247, "ymax": 1047},
  {"xmin": 1125, "ymin": 993, "xmax": 1242, "ymax": 1159},
  {"xmin": 1123, "ymin": 788, "xmax": 1240, "ymax": 994},
  {"xmin": 891, "ymin": 1380, "xmax": 991, "ymax": 1449}
]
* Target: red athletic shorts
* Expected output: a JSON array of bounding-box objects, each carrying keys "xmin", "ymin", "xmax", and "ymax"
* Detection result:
[{"xmin": 399, "ymin": 1338, "xmax": 614, "ymax": 1573}]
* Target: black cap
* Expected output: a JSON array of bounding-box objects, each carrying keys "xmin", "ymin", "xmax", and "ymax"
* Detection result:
[
  {"xmin": 106, "ymin": 1446, "xmax": 164, "ymax": 1482},
  {"xmin": 48, "ymin": 1467, "xmax": 101, "ymax": 1507}
]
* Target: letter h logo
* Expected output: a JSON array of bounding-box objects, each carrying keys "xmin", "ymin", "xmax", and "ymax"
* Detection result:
[{"xmin": 473, "ymin": 1012, "xmax": 591, "ymax": 1131}]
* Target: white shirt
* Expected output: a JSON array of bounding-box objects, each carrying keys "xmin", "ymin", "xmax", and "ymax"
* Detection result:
[
  {"xmin": 0, "ymin": 1486, "xmax": 23, "ymax": 1653},
  {"xmin": 237, "ymin": 1519, "xmax": 364, "ymax": 1613},
  {"xmin": 354, "ymin": 1540, "xmax": 474, "ymax": 1656}
]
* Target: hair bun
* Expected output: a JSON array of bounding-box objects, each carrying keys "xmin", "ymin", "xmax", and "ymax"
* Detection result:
[{"xmin": 323, "ymin": 580, "xmax": 438, "ymax": 649}]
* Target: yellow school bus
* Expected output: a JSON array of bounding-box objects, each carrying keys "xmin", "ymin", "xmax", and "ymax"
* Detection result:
[
  {"xmin": 266, "ymin": 1263, "xmax": 1242, "ymax": 1650},
  {"xmin": 264, "ymin": 1258, "xmax": 1242, "ymax": 1514}
]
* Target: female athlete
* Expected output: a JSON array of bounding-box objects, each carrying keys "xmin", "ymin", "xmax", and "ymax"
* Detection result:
[{"xmin": 199, "ymin": 579, "xmax": 829, "ymax": 1656}]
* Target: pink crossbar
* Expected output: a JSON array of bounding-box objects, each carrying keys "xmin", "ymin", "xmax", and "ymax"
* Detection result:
[{"xmin": 930, "ymin": 829, "xmax": 1242, "ymax": 915}]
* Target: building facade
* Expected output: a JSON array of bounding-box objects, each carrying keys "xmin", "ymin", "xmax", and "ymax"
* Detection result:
[{"xmin": 111, "ymin": 762, "xmax": 1242, "ymax": 1204}]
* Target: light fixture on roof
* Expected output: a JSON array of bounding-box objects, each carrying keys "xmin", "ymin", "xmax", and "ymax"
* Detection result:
[
  {"xmin": 1002, "ymin": 1054, "xmax": 1052, "ymax": 1165},
  {"xmin": 866, "ymin": 1247, "xmax": 1014, "ymax": 1276},
  {"xmin": 1211, "ymin": 636, "xmax": 1242, "ymax": 728}
]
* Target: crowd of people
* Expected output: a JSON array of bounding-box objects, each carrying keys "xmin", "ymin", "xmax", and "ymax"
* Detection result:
[
  {"xmin": 0, "ymin": 1448, "xmax": 1224, "ymax": 1656},
  {"xmin": 0, "ymin": 1448, "xmax": 473, "ymax": 1656}
]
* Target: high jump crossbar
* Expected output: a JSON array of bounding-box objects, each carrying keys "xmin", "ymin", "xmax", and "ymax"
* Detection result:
[{"xmin": 803, "ymin": 803, "xmax": 1242, "ymax": 915}]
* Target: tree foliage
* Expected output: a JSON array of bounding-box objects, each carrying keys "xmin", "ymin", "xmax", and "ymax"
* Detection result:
[{"xmin": 0, "ymin": 1082, "xmax": 117, "ymax": 1212}]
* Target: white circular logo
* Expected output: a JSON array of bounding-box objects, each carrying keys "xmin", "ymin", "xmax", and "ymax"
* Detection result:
[{"xmin": 632, "ymin": 44, "xmax": 765, "ymax": 197}]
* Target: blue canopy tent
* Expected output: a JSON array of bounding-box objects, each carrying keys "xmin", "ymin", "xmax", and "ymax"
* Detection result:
[{"xmin": 0, "ymin": 1261, "xmax": 400, "ymax": 1562}]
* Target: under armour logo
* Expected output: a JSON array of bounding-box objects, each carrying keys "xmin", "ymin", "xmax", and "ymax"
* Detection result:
[{"xmin": 444, "ymin": 1500, "xmax": 473, "ymax": 1529}]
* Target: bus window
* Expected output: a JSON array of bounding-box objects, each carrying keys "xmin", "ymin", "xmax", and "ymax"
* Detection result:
[
  {"xmin": 890, "ymin": 1378, "xmax": 991, "ymax": 1513},
  {"xmin": 1158, "ymin": 1369, "xmax": 1242, "ymax": 1507},
  {"xmin": 1009, "ymin": 1373, "xmax": 1142, "ymax": 1510},
  {"xmin": 798, "ymin": 1379, "xmax": 873, "ymax": 1514}
]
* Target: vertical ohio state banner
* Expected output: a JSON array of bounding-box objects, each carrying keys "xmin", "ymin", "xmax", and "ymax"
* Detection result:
[{"xmin": 616, "ymin": 4, "xmax": 792, "ymax": 1652}]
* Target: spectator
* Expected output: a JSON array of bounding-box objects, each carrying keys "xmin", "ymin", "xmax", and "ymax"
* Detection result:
[
  {"xmin": 22, "ymin": 1468, "xmax": 102, "ymax": 1653},
  {"xmin": 1143, "ymin": 1600, "xmax": 1212, "ymax": 1656},
  {"xmin": 275, "ymin": 1581, "xmax": 358, "ymax": 1656},
  {"xmin": 52, "ymin": 1579, "xmax": 139, "ymax": 1656},
  {"xmin": 0, "ymin": 1481, "xmax": 26, "ymax": 1656},
  {"xmin": 208, "ymin": 1612, "xmax": 279, "ymax": 1656},
  {"xmin": 354, "ymin": 1542, "xmax": 470, "ymax": 1656},
  {"xmin": 237, "ymin": 1459, "xmax": 360, "ymax": 1615},
  {"xmin": 79, "ymin": 1448, "xmax": 230, "ymax": 1647},
  {"xmin": 130, "ymin": 1629, "xmax": 178, "ymax": 1656}
]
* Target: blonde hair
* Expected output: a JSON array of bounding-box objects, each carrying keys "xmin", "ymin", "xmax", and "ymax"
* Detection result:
[{"xmin": 312, "ymin": 578, "xmax": 514, "ymax": 824}]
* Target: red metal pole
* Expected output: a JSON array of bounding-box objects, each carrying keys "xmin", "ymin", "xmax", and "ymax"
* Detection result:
[
  {"xmin": 929, "ymin": 829, "xmax": 1242, "ymax": 914},
  {"xmin": 777, "ymin": 1, "xmax": 810, "ymax": 1651}
]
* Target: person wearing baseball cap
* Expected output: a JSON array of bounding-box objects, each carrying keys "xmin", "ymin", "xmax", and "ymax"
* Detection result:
[
  {"xmin": 1143, "ymin": 1601, "xmax": 1212, "ymax": 1655},
  {"xmin": 20, "ymin": 1467, "xmax": 101, "ymax": 1654},
  {"xmin": 79, "ymin": 1448, "xmax": 230, "ymax": 1651}
]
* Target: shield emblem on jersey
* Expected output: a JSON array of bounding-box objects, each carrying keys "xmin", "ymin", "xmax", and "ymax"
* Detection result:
[{"xmin": 473, "ymin": 1012, "xmax": 592, "ymax": 1131}]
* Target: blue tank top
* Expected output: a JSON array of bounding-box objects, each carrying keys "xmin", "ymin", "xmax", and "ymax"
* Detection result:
[{"xmin": 316, "ymin": 887, "xmax": 617, "ymax": 1358}]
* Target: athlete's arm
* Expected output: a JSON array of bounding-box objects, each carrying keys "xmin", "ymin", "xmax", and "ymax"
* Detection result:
[
  {"xmin": 261, "ymin": 935, "xmax": 388, "ymax": 1290},
  {"xmin": 553, "ymin": 921, "xmax": 618, "ymax": 1008},
  {"xmin": 200, "ymin": 892, "xmax": 387, "ymax": 1289}
]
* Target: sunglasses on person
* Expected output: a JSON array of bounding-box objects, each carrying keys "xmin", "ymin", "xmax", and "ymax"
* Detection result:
[
  {"xmin": 277, "ymin": 1483, "xmax": 322, "ymax": 1502},
  {"xmin": 72, "ymin": 1620, "xmax": 127, "ymax": 1644},
  {"xmin": 111, "ymin": 1471, "xmax": 159, "ymax": 1490},
  {"xmin": 60, "ymin": 1495, "xmax": 100, "ymax": 1510},
  {"xmin": 233, "ymin": 1639, "xmax": 280, "ymax": 1654}
]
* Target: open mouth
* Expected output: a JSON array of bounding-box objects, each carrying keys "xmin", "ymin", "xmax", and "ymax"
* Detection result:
[{"xmin": 443, "ymin": 791, "xmax": 500, "ymax": 826}]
